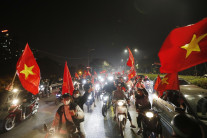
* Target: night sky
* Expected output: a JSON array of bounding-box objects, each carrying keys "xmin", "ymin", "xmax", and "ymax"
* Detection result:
[{"xmin": 1, "ymin": 0, "xmax": 207, "ymax": 66}]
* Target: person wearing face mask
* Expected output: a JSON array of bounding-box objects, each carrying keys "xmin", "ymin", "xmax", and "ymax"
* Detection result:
[
  {"xmin": 72, "ymin": 84, "xmax": 93, "ymax": 138},
  {"xmin": 48, "ymin": 93, "xmax": 84, "ymax": 138}
]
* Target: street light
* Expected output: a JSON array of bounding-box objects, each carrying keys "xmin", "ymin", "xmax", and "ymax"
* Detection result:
[
  {"xmin": 124, "ymin": 49, "xmax": 128, "ymax": 53},
  {"xmin": 134, "ymin": 48, "xmax": 138, "ymax": 52}
]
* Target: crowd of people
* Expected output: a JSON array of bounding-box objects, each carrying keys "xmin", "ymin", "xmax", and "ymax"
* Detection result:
[{"xmin": 45, "ymin": 73, "xmax": 152, "ymax": 138}]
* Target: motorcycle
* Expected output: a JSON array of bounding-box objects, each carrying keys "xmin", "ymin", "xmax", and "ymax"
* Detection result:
[
  {"xmin": 0, "ymin": 89, "xmax": 39, "ymax": 132},
  {"xmin": 114, "ymin": 100, "xmax": 128, "ymax": 138},
  {"xmin": 102, "ymin": 92, "xmax": 112, "ymax": 117},
  {"xmin": 85, "ymin": 93, "xmax": 95, "ymax": 112},
  {"xmin": 55, "ymin": 90, "xmax": 62, "ymax": 105},
  {"xmin": 44, "ymin": 123, "xmax": 81, "ymax": 138},
  {"xmin": 139, "ymin": 109, "xmax": 162, "ymax": 138}
]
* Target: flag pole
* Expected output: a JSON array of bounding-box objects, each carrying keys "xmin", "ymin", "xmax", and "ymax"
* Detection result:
[{"xmin": 11, "ymin": 71, "xmax": 17, "ymax": 84}]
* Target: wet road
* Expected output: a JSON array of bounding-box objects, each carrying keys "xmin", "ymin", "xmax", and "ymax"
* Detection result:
[{"xmin": 0, "ymin": 90, "xmax": 143, "ymax": 138}]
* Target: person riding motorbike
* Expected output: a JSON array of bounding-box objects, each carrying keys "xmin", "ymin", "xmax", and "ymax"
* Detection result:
[
  {"xmin": 72, "ymin": 85, "xmax": 93, "ymax": 138},
  {"xmin": 19, "ymin": 90, "xmax": 34, "ymax": 119},
  {"xmin": 48, "ymin": 93, "xmax": 84, "ymax": 138},
  {"xmin": 112, "ymin": 82, "xmax": 136, "ymax": 128},
  {"xmin": 135, "ymin": 88, "xmax": 151, "ymax": 134},
  {"xmin": 85, "ymin": 79, "xmax": 96, "ymax": 107}
]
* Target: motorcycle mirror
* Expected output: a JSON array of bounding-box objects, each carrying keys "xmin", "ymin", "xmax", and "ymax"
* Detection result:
[{"xmin": 43, "ymin": 124, "xmax": 48, "ymax": 132}]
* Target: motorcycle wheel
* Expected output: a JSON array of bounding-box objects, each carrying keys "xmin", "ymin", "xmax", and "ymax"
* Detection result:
[
  {"xmin": 4, "ymin": 116, "xmax": 16, "ymax": 131},
  {"xmin": 119, "ymin": 120, "xmax": 125, "ymax": 138},
  {"xmin": 102, "ymin": 105, "xmax": 107, "ymax": 117}
]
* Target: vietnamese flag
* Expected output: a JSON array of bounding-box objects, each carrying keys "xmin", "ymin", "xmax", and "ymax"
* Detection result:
[
  {"xmin": 75, "ymin": 72, "xmax": 79, "ymax": 79},
  {"xmin": 126, "ymin": 47, "xmax": 135, "ymax": 67},
  {"xmin": 62, "ymin": 62, "xmax": 74, "ymax": 95},
  {"xmin": 157, "ymin": 73, "xmax": 179, "ymax": 97},
  {"xmin": 128, "ymin": 66, "xmax": 136, "ymax": 81},
  {"xmin": 16, "ymin": 43, "xmax": 40, "ymax": 95},
  {"xmin": 159, "ymin": 18, "xmax": 207, "ymax": 73},
  {"xmin": 154, "ymin": 74, "xmax": 161, "ymax": 91},
  {"xmin": 100, "ymin": 70, "xmax": 106, "ymax": 74}
]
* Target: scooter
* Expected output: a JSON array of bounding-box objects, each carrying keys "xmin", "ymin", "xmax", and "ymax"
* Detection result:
[
  {"xmin": 85, "ymin": 93, "xmax": 95, "ymax": 112},
  {"xmin": 138, "ymin": 109, "xmax": 162, "ymax": 138},
  {"xmin": 55, "ymin": 91, "xmax": 62, "ymax": 105},
  {"xmin": 44, "ymin": 123, "xmax": 81, "ymax": 138},
  {"xmin": 114, "ymin": 100, "xmax": 128, "ymax": 138},
  {"xmin": 0, "ymin": 90, "xmax": 39, "ymax": 131},
  {"xmin": 102, "ymin": 93, "xmax": 111, "ymax": 117}
]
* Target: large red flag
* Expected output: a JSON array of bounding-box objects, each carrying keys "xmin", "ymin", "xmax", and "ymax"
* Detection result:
[
  {"xmin": 154, "ymin": 74, "xmax": 161, "ymax": 91},
  {"xmin": 159, "ymin": 18, "xmax": 207, "ymax": 73},
  {"xmin": 16, "ymin": 43, "xmax": 40, "ymax": 95},
  {"xmin": 126, "ymin": 47, "xmax": 135, "ymax": 67},
  {"xmin": 157, "ymin": 73, "xmax": 179, "ymax": 97},
  {"xmin": 62, "ymin": 62, "xmax": 74, "ymax": 95}
]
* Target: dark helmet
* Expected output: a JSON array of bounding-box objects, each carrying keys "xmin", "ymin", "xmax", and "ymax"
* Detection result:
[{"xmin": 62, "ymin": 93, "xmax": 71, "ymax": 98}]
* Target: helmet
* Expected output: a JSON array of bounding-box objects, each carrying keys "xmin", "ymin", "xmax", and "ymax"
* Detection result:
[{"xmin": 62, "ymin": 93, "xmax": 71, "ymax": 98}]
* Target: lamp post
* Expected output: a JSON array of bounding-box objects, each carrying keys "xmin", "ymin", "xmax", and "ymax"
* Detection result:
[{"xmin": 88, "ymin": 49, "xmax": 95, "ymax": 71}]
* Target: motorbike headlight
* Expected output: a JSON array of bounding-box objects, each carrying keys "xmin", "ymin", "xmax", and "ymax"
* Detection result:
[
  {"xmin": 123, "ymin": 77, "xmax": 127, "ymax": 80},
  {"xmin": 108, "ymin": 76, "xmax": 113, "ymax": 81},
  {"xmin": 82, "ymin": 80, "xmax": 86, "ymax": 84},
  {"xmin": 56, "ymin": 94, "xmax": 61, "ymax": 97},
  {"xmin": 88, "ymin": 96, "xmax": 92, "ymax": 100},
  {"xmin": 12, "ymin": 88, "xmax": 18, "ymax": 93},
  {"xmin": 145, "ymin": 112, "xmax": 154, "ymax": 118},
  {"xmin": 40, "ymin": 85, "xmax": 44, "ymax": 88},
  {"xmin": 117, "ymin": 101, "xmax": 124, "ymax": 106},
  {"xmin": 103, "ymin": 96, "xmax": 108, "ymax": 101},
  {"xmin": 12, "ymin": 99, "xmax": 19, "ymax": 105}
]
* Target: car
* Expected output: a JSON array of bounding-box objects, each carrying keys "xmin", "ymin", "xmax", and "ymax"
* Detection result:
[{"xmin": 152, "ymin": 82, "xmax": 207, "ymax": 138}]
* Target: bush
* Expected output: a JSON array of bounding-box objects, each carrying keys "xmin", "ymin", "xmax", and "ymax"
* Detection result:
[{"xmin": 138, "ymin": 73, "xmax": 207, "ymax": 89}]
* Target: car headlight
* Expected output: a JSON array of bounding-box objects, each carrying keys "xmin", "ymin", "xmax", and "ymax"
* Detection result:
[
  {"xmin": 12, "ymin": 88, "xmax": 18, "ymax": 93},
  {"xmin": 103, "ymin": 96, "xmax": 108, "ymax": 101},
  {"xmin": 117, "ymin": 101, "xmax": 124, "ymax": 106},
  {"xmin": 145, "ymin": 112, "xmax": 154, "ymax": 118},
  {"xmin": 12, "ymin": 99, "xmax": 19, "ymax": 105}
]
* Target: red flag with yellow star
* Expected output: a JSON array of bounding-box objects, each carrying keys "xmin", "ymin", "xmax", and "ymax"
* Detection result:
[
  {"xmin": 62, "ymin": 61, "xmax": 74, "ymax": 95},
  {"xmin": 16, "ymin": 43, "xmax": 40, "ymax": 95},
  {"xmin": 128, "ymin": 66, "xmax": 136, "ymax": 81},
  {"xmin": 157, "ymin": 73, "xmax": 179, "ymax": 97},
  {"xmin": 159, "ymin": 18, "xmax": 207, "ymax": 73},
  {"xmin": 154, "ymin": 74, "xmax": 161, "ymax": 91},
  {"xmin": 126, "ymin": 47, "xmax": 135, "ymax": 67}
]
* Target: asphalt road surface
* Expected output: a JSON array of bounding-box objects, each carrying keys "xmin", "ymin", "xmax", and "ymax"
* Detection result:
[{"xmin": 0, "ymin": 90, "xmax": 143, "ymax": 138}]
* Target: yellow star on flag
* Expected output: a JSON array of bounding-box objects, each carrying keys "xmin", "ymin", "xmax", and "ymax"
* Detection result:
[
  {"xmin": 20, "ymin": 64, "xmax": 35, "ymax": 79},
  {"xmin": 181, "ymin": 33, "xmax": 207, "ymax": 58},
  {"xmin": 161, "ymin": 77, "xmax": 169, "ymax": 85}
]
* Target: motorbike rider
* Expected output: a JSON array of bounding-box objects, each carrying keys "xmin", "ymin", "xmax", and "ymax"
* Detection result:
[
  {"xmin": 19, "ymin": 90, "xmax": 34, "ymax": 119},
  {"xmin": 85, "ymin": 79, "xmax": 96, "ymax": 107},
  {"xmin": 72, "ymin": 85, "xmax": 93, "ymax": 138},
  {"xmin": 135, "ymin": 88, "xmax": 151, "ymax": 134},
  {"xmin": 135, "ymin": 77, "xmax": 145, "ymax": 90},
  {"xmin": 112, "ymin": 82, "xmax": 136, "ymax": 128},
  {"xmin": 48, "ymin": 93, "xmax": 84, "ymax": 138}
]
